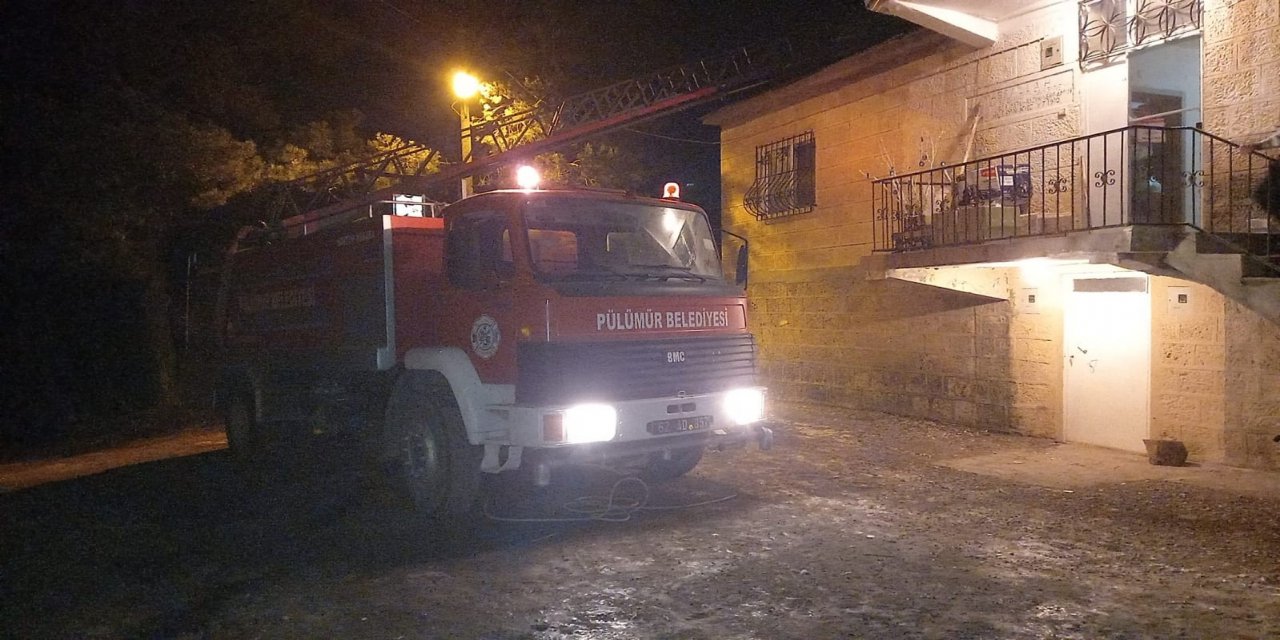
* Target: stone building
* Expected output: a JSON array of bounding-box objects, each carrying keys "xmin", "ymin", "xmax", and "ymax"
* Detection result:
[{"xmin": 705, "ymin": 0, "xmax": 1280, "ymax": 469}]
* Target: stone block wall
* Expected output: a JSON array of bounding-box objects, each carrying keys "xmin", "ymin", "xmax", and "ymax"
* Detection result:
[
  {"xmin": 1179, "ymin": 0, "xmax": 1280, "ymax": 468},
  {"xmin": 1224, "ymin": 298, "xmax": 1280, "ymax": 469},
  {"xmin": 748, "ymin": 267, "xmax": 1022, "ymax": 431},
  {"xmin": 1202, "ymin": 0, "xmax": 1280, "ymax": 140},
  {"xmin": 1152, "ymin": 273, "xmax": 1280, "ymax": 470},
  {"xmin": 717, "ymin": 4, "xmax": 1079, "ymax": 435},
  {"xmin": 1150, "ymin": 277, "xmax": 1228, "ymax": 461},
  {"xmin": 1003, "ymin": 272, "xmax": 1064, "ymax": 440}
]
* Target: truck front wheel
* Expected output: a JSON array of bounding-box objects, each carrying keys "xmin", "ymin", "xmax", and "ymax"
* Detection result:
[{"xmin": 384, "ymin": 372, "xmax": 483, "ymax": 517}]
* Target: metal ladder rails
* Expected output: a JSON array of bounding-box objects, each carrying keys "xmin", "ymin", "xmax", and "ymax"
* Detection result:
[{"xmin": 266, "ymin": 40, "xmax": 795, "ymax": 229}]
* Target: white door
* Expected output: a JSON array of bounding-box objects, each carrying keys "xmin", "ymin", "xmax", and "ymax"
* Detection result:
[{"xmin": 1063, "ymin": 275, "xmax": 1151, "ymax": 453}]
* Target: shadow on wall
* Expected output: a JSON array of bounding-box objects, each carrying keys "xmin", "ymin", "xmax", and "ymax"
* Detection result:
[
  {"xmin": 751, "ymin": 271, "xmax": 1018, "ymax": 429},
  {"xmin": 856, "ymin": 278, "xmax": 1006, "ymax": 322}
]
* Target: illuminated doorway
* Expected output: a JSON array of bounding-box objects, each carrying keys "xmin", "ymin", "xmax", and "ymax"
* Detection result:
[
  {"xmin": 1129, "ymin": 36, "xmax": 1202, "ymax": 225},
  {"xmin": 1062, "ymin": 274, "xmax": 1151, "ymax": 452}
]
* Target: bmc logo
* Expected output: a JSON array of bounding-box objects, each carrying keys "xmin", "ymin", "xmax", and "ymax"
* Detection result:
[{"xmin": 666, "ymin": 351, "xmax": 686, "ymax": 364}]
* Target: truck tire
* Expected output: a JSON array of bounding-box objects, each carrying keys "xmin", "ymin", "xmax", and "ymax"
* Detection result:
[
  {"xmin": 384, "ymin": 371, "xmax": 483, "ymax": 517},
  {"xmin": 640, "ymin": 446, "xmax": 705, "ymax": 482},
  {"xmin": 224, "ymin": 388, "xmax": 265, "ymax": 466}
]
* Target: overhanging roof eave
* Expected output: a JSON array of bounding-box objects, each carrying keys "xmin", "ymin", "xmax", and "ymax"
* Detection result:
[{"xmin": 702, "ymin": 29, "xmax": 956, "ymax": 129}]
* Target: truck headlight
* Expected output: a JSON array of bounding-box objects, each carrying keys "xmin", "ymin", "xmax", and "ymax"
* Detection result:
[
  {"xmin": 724, "ymin": 388, "xmax": 765, "ymax": 425},
  {"xmin": 563, "ymin": 403, "xmax": 618, "ymax": 443}
]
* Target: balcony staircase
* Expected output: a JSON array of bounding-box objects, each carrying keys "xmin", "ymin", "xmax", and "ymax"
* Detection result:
[
  {"xmin": 1152, "ymin": 128, "xmax": 1280, "ymax": 322},
  {"xmin": 868, "ymin": 125, "xmax": 1280, "ymax": 325},
  {"xmin": 1162, "ymin": 228, "xmax": 1280, "ymax": 322}
]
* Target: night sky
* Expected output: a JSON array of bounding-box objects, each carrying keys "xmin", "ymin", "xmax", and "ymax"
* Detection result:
[
  {"xmin": 316, "ymin": 0, "xmax": 909, "ymax": 207},
  {"xmin": 359, "ymin": 1, "xmax": 906, "ymax": 143},
  {"xmin": 3, "ymin": 0, "xmax": 906, "ymax": 207}
]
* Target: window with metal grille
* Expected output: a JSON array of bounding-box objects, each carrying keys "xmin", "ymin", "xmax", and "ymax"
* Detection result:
[
  {"xmin": 1079, "ymin": 0, "xmax": 1202, "ymax": 66},
  {"xmin": 743, "ymin": 131, "xmax": 816, "ymax": 220}
]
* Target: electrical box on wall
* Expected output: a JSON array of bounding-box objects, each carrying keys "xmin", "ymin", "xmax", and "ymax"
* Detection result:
[
  {"xmin": 1020, "ymin": 288, "xmax": 1041, "ymax": 314},
  {"xmin": 1167, "ymin": 286, "xmax": 1192, "ymax": 313},
  {"xmin": 1041, "ymin": 36, "xmax": 1064, "ymax": 70}
]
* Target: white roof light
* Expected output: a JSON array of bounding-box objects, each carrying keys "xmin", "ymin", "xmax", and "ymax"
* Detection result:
[{"xmin": 516, "ymin": 165, "xmax": 541, "ymax": 190}]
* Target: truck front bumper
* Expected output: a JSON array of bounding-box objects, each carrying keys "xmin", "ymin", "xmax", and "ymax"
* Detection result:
[
  {"xmin": 544, "ymin": 420, "xmax": 774, "ymax": 462},
  {"xmin": 516, "ymin": 421, "xmax": 774, "ymax": 485},
  {"xmin": 478, "ymin": 387, "xmax": 772, "ymax": 477}
]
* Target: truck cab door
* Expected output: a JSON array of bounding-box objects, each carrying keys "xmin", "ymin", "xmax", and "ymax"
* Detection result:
[{"xmin": 440, "ymin": 207, "xmax": 523, "ymax": 383}]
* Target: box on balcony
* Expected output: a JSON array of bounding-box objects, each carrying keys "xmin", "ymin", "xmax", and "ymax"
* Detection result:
[{"xmin": 934, "ymin": 204, "xmax": 1032, "ymax": 243}]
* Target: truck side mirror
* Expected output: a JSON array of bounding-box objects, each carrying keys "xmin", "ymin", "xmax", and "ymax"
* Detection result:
[{"xmin": 735, "ymin": 245, "xmax": 748, "ymax": 288}]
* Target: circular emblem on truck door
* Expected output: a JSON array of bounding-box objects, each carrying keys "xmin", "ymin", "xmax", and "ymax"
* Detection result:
[{"xmin": 470, "ymin": 314, "xmax": 501, "ymax": 359}]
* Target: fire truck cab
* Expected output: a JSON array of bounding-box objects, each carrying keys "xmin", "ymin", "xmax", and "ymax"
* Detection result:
[{"xmin": 219, "ymin": 187, "xmax": 770, "ymax": 516}]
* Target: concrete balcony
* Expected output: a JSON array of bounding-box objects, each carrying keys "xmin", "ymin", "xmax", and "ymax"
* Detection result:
[{"xmin": 864, "ymin": 125, "xmax": 1280, "ymax": 322}]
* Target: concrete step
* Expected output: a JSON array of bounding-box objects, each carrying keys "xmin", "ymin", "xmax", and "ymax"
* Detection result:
[
  {"xmin": 1167, "ymin": 235, "xmax": 1278, "ymax": 323},
  {"xmin": 1241, "ymin": 255, "xmax": 1280, "ymax": 278},
  {"xmin": 1195, "ymin": 231, "xmax": 1280, "ymax": 255}
]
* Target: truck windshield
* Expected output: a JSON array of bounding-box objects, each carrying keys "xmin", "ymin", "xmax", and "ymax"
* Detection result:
[{"xmin": 523, "ymin": 197, "xmax": 723, "ymax": 283}]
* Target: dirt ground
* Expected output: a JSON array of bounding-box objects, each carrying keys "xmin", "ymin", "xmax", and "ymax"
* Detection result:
[{"xmin": 3, "ymin": 402, "xmax": 1279, "ymax": 639}]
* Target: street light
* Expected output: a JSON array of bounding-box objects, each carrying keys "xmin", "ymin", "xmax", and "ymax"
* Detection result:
[
  {"xmin": 452, "ymin": 71, "xmax": 480, "ymax": 198},
  {"xmin": 451, "ymin": 71, "xmax": 480, "ymax": 100}
]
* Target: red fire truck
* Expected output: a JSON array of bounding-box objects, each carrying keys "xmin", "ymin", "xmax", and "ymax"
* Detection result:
[{"xmin": 218, "ymin": 183, "xmax": 771, "ymax": 516}]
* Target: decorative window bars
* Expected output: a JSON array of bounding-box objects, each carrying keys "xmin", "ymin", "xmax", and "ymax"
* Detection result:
[
  {"xmin": 1080, "ymin": 0, "xmax": 1202, "ymax": 66},
  {"xmin": 743, "ymin": 131, "xmax": 816, "ymax": 220}
]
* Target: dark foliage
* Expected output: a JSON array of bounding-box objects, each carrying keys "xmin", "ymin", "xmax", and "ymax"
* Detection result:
[
  {"xmin": 1253, "ymin": 160, "xmax": 1280, "ymax": 226},
  {"xmin": 0, "ymin": 0, "xmax": 410, "ymax": 443}
]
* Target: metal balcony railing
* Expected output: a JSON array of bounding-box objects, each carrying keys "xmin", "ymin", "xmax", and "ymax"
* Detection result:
[{"xmin": 872, "ymin": 126, "xmax": 1279, "ymax": 269}]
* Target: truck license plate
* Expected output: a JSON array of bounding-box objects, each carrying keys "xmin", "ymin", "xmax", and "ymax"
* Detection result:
[{"xmin": 646, "ymin": 415, "xmax": 713, "ymax": 435}]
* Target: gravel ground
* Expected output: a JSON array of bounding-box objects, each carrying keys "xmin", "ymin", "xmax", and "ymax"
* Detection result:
[{"xmin": 3, "ymin": 402, "xmax": 1279, "ymax": 639}]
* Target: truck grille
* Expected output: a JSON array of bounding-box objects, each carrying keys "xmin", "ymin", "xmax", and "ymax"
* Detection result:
[{"xmin": 516, "ymin": 334, "xmax": 757, "ymax": 405}]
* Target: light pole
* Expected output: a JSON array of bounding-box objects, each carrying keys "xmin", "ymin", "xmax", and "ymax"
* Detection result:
[{"xmin": 452, "ymin": 71, "xmax": 481, "ymax": 199}]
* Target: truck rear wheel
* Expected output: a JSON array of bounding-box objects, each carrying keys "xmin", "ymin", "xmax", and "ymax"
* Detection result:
[
  {"xmin": 384, "ymin": 372, "xmax": 483, "ymax": 517},
  {"xmin": 224, "ymin": 389, "xmax": 264, "ymax": 465},
  {"xmin": 640, "ymin": 446, "xmax": 705, "ymax": 482}
]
